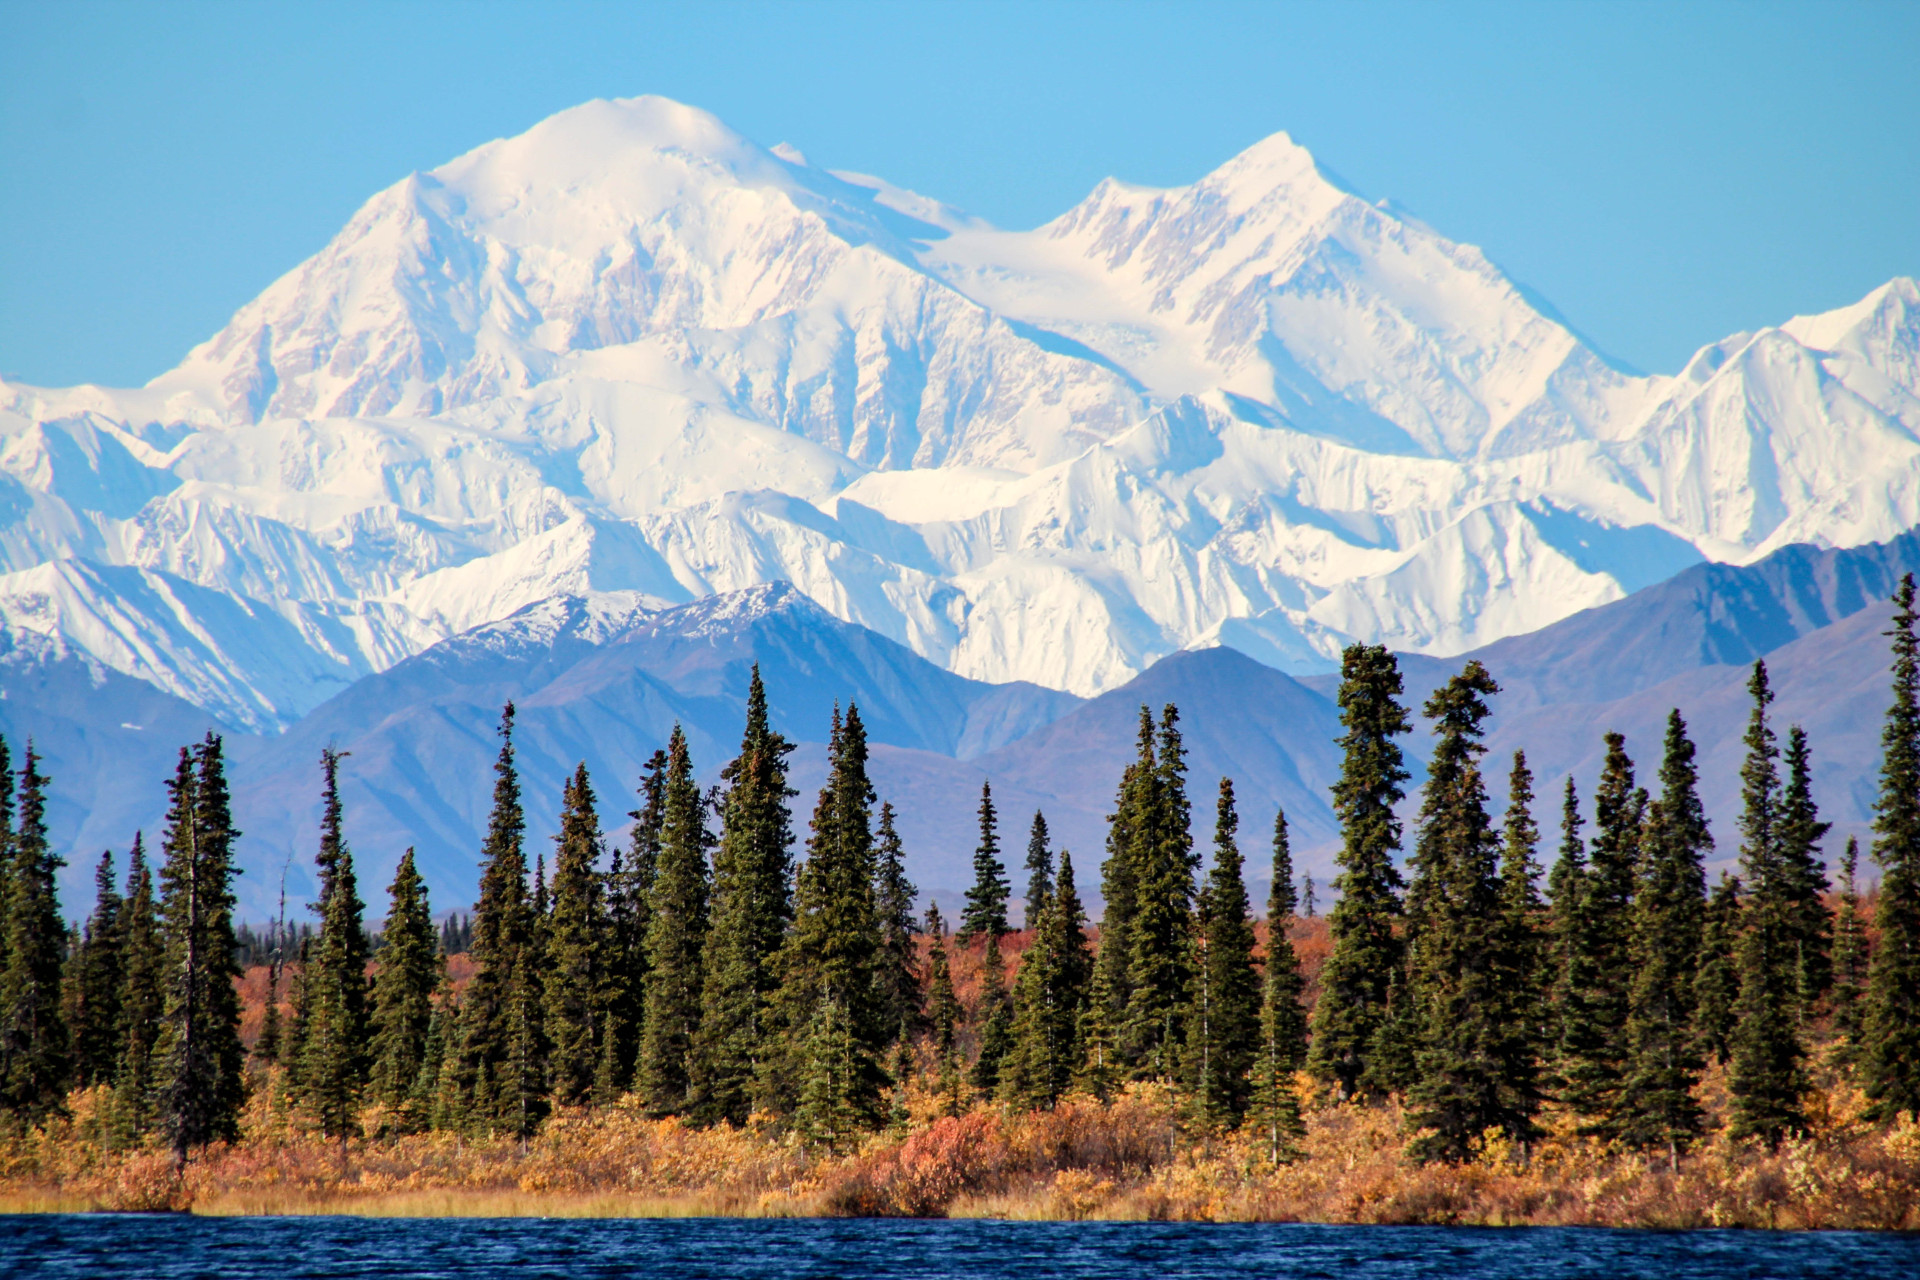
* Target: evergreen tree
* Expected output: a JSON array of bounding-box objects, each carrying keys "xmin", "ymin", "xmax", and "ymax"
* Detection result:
[
  {"xmin": 1497, "ymin": 753, "xmax": 1548, "ymax": 1086},
  {"xmin": 254, "ymin": 871, "xmax": 290, "ymax": 1067},
  {"xmin": 298, "ymin": 747, "xmax": 371, "ymax": 1139},
  {"xmin": 1694, "ymin": 874, "xmax": 1742, "ymax": 1066},
  {"xmin": 1405, "ymin": 662, "xmax": 1537, "ymax": 1162},
  {"xmin": 155, "ymin": 737, "xmax": 246, "ymax": 1161},
  {"xmin": 1123, "ymin": 705, "xmax": 1197, "ymax": 1080},
  {"xmin": 1301, "ymin": 875, "xmax": 1316, "ymax": 918},
  {"xmin": 0, "ymin": 745, "xmax": 69, "ymax": 1124},
  {"xmin": 111, "ymin": 834, "xmax": 161, "ymax": 1145},
  {"xmin": 1250, "ymin": 809, "xmax": 1307, "ymax": 1162},
  {"xmin": 1004, "ymin": 849, "xmax": 1091, "ymax": 1110},
  {"xmin": 1093, "ymin": 710, "xmax": 1157, "ymax": 1048},
  {"xmin": 639, "ymin": 725, "xmax": 711, "ymax": 1116},
  {"xmin": 1776, "ymin": 725, "xmax": 1833, "ymax": 1019},
  {"xmin": 957, "ymin": 781, "xmax": 1010, "ymax": 944},
  {"xmin": 1024, "ymin": 812, "xmax": 1053, "ymax": 931},
  {"xmin": 1076, "ymin": 958, "xmax": 1122, "ymax": 1101},
  {"xmin": 1187, "ymin": 779, "xmax": 1259, "ymax": 1129},
  {"xmin": 781, "ymin": 706, "xmax": 890, "ymax": 1140},
  {"xmin": 544, "ymin": 765, "xmax": 606, "ymax": 1107},
  {"xmin": 923, "ymin": 903, "xmax": 964, "ymax": 1115},
  {"xmin": 1729, "ymin": 661, "xmax": 1811, "ymax": 1145},
  {"xmin": 453, "ymin": 704, "xmax": 541, "ymax": 1136},
  {"xmin": 0, "ymin": 737, "xmax": 11, "ymax": 924},
  {"xmin": 63, "ymin": 849, "xmax": 124, "ymax": 1088},
  {"xmin": 369, "ymin": 849, "xmax": 438, "ymax": 1122},
  {"xmin": 600, "ymin": 749, "xmax": 666, "ymax": 1102},
  {"xmin": 1545, "ymin": 776, "xmax": 1587, "ymax": 1088},
  {"xmin": 1864, "ymin": 575, "xmax": 1920, "ymax": 1120},
  {"xmin": 1618, "ymin": 710, "xmax": 1711, "ymax": 1160},
  {"xmin": 1830, "ymin": 837, "xmax": 1869, "ymax": 1062},
  {"xmin": 1557, "ymin": 732, "xmax": 1642, "ymax": 1127},
  {"xmin": 872, "ymin": 803, "xmax": 921, "ymax": 1044},
  {"xmin": 1307, "ymin": 644, "xmax": 1410, "ymax": 1100},
  {"xmin": 969, "ymin": 932, "xmax": 1013, "ymax": 1094},
  {"xmin": 692, "ymin": 668, "xmax": 796, "ymax": 1125}
]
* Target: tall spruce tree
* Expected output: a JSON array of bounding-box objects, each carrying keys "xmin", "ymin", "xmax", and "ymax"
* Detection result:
[
  {"xmin": 957, "ymin": 781, "xmax": 1010, "ymax": 944},
  {"xmin": 1729, "ymin": 661, "xmax": 1811, "ymax": 1144},
  {"xmin": 1776, "ymin": 725, "xmax": 1833, "ymax": 1020},
  {"xmin": 544, "ymin": 765, "xmax": 606, "ymax": 1107},
  {"xmin": 1094, "ymin": 710, "xmax": 1157, "ymax": 1048},
  {"xmin": 155, "ymin": 737, "xmax": 246, "ymax": 1161},
  {"xmin": 1618, "ymin": 710, "xmax": 1711, "ymax": 1160},
  {"xmin": 454, "ymin": 704, "xmax": 540, "ymax": 1136},
  {"xmin": 1557, "ymin": 733, "xmax": 1642, "ymax": 1128},
  {"xmin": 639, "ymin": 726, "xmax": 711, "ymax": 1116},
  {"xmin": 1004, "ymin": 848, "xmax": 1091, "ymax": 1110},
  {"xmin": 1864, "ymin": 576, "xmax": 1920, "ymax": 1119},
  {"xmin": 1250, "ymin": 809, "xmax": 1308, "ymax": 1162},
  {"xmin": 1498, "ymin": 753, "xmax": 1548, "ymax": 1087},
  {"xmin": 781, "ymin": 706, "xmax": 890, "ymax": 1141},
  {"xmin": 600, "ymin": 749, "xmax": 666, "ymax": 1101},
  {"xmin": 1545, "ymin": 775, "xmax": 1586, "ymax": 1090},
  {"xmin": 111, "ymin": 834, "xmax": 161, "ymax": 1145},
  {"xmin": 299, "ymin": 747, "xmax": 371, "ymax": 1138},
  {"xmin": 923, "ymin": 902, "xmax": 963, "ymax": 1115},
  {"xmin": 0, "ymin": 745, "xmax": 69, "ymax": 1124},
  {"xmin": 1308, "ymin": 644, "xmax": 1410, "ymax": 1100},
  {"xmin": 1405, "ymin": 662, "xmax": 1537, "ymax": 1162},
  {"xmin": 692, "ymin": 669, "xmax": 796, "ymax": 1125},
  {"xmin": 873, "ymin": 803, "xmax": 920, "ymax": 1044},
  {"xmin": 1187, "ymin": 779, "xmax": 1259, "ymax": 1129},
  {"xmin": 63, "ymin": 849, "xmax": 124, "ymax": 1089},
  {"xmin": 1694, "ymin": 873, "xmax": 1742, "ymax": 1066},
  {"xmin": 369, "ymin": 849, "xmax": 437, "ymax": 1123},
  {"xmin": 970, "ymin": 932, "xmax": 1013, "ymax": 1094},
  {"xmin": 1024, "ymin": 812, "xmax": 1053, "ymax": 931},
  {"xmin": 1123, "ymin": 705, "xmax": 1197, "ymax": 1080},
  {"xmin": 1830, "ymin": 838, "xmax": 1868, "ymax": 1061}
]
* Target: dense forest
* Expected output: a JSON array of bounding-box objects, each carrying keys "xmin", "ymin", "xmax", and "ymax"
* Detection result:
[{"xmin": 4, "ymin": 575, "xmax": 1919, "ymax": 1186}]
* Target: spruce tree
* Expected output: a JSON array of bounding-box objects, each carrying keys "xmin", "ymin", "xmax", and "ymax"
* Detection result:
[
  {"xmin": 1864, "ymin": 574, "xmax": 1920, "ymax": 1119},
  {"xmin": 544, "ymin": 765, "xmax": 606, "ymax": 1107},
  {"xmin": 1776, "ymin": 725, "xmax": 1833, "ymax": 1020},
  {"xmin": 1694, "ymin": 873, "xmax": 1742, "ymax": 1066},
  {"xmin": 1250, "ymin": 809, "xmax": 1308, "ymax": 1162},
  {"xmin": 1498, "ymin": 753, "xmax": 1548, "ymax": 1086},
  {"xmin": 453, "ymin": 704, "xmax": 540, "ymax": 1135},
  {"xmin": 155, "ymin": 737, "xmax": 246, "ymax": 1160},
  {"xmin": 1557, "ymin": 732, "xmax": 1642, "ymax": 1128},
  {"xmin": 1005, "ymin": 848, "xmax": 1091, "ymax": 1110},
  {"xmin": 923, "ymin": 902, "xmax": 964, "ymax": 1115},
  {"xmin": 1729, "ymin": 661, "xmax": 1811, "ymax": 1145},
  {"xmin": 1307, "ymin": 644, "xmax": 1410, "ymax": 1100},
  {"xmin": 63, "ymin": 849, "xmax": 124, "ymax": 1089},
  {"xmin": 368, "ymin": 848, "xmax": 438, "ymax": 1122},
  {"xmin": 1618, "ymin": 710, "xmax": 1711, "ymax": 1160},
  {"xmin": 957, "ymin": 781, "xmax": 1009, "ymax": 944},
  {"xmin": 1545, "ymin": 776, "xmax": 1588, "ymax": 1089},
  {"xmin": 1123, "ymin": 705, "xmax": 1197, "ymax": 1080},
  {"xmin": 872, "ymin": 803, "xmax": 920, "ymax": 1044},
  {"xmin": 299, "ymin": 747, "xmax": 371, "ymax": 1139},
  {"xmin": 969, "ymin": 932, "xmax": 1013, "ymax": 1094},
  {"xmin": 782, "ymin": 706, "xmax": 889, "ymax": 1140},
  {"xmin": 601, "ymin": 749, "xmax": 666, "ymax": 1101},
  {"xmin": 1023, "ymin": 811, "xmax": 1053, "ymax": 931},
  {"xmin": 1188, "ymin": 779, "xmax": 1258, "ymax": 1129},
  {"xmin": 692, "ymin": 669, "xmax": 796, "ymax": 1124},
  {"xmin": 1830, "ymin": 837, "xmax": 1868, "ymax": 1062},
  {"xmin": 111, "ymin": 834, "xmax": 162, "ymax": 1145},
  {"xmin": 639, "ymin": 726, "xmax": 711, "ymax": 1116},
  {"xmin": 1093, "ymin": 710, "xmax": 1157, "ymax": 1047},
  {"xmin": 1405, "ymin": 662, "xmax": 1535, "ymax": 1162},
  {"xmin": 0, "ymin": 745, "xmax": 69, "ymax": 1125}
]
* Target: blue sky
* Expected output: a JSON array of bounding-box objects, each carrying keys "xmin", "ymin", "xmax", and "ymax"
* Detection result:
[{"xmin": 3, "ymin": 0, "xmax": 1916, "ymax": 386}]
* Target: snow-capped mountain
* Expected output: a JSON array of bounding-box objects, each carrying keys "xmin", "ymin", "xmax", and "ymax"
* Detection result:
[{"xmin": 3, "ymin": 95, "xmax": 1918, "ymax": 724}]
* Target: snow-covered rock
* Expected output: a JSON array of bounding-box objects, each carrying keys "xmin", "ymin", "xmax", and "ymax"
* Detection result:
[{"xmin": 2, "ymin": 96, "xmax": 1917, "ymax": 717}]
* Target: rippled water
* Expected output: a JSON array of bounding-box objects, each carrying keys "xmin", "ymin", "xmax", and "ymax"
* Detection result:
[{"xmin": 7, "ymin": 1214, "xmax": 1918, "ymax": 1278}]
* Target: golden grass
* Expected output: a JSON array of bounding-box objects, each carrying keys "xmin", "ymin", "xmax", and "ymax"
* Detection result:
[{"xmin": 5, "ymin": 1064, "xmax": 1917, "ymax": 1227}]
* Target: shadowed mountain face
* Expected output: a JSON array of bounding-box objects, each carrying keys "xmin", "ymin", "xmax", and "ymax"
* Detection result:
[{"xmin": 14, "ymin": 527, "xmax": 1920, "ymax": 920}]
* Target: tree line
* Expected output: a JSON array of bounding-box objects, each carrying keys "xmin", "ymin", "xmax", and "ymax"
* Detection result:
[{"xmin": 3, "ymin": 579, "xmax": 1919, "ymax": 1164}]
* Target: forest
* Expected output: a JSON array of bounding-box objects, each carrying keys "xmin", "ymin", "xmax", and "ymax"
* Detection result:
[{"xmin": 0, "ymin": 578, "xmax": 1917, "ymax": 1225}]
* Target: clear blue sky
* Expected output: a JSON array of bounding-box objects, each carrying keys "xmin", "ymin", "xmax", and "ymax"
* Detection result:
[{"xmin": 3, "ymin": 0, "xmax": 1916, "ymax": 386}]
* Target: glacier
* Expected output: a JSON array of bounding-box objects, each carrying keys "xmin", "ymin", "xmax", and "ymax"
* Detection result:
[{"xmin": 2, "ymin": 93, "xmax": 1919, "ymax": 731}]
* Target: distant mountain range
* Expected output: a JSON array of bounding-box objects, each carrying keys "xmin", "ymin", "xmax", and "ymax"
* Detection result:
[{"xmin": 3, "ymin": 95, "xmax": 1917, "ymax": 918}]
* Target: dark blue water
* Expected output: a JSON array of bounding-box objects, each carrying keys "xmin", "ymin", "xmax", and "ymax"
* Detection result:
[{"xmin": 5, "ymin": 1214, "xmax": 1917, "ymax": 1278}]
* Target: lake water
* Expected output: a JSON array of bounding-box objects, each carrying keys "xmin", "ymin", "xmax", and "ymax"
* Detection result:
[{"xmin": 5, "ymin": 1214, "xmax": 1918, "ymax": 1278}]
